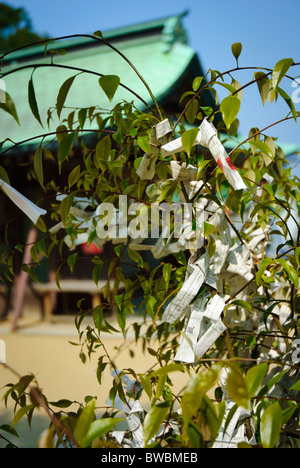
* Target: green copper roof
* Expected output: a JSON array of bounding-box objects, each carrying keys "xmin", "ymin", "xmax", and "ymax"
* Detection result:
[
  {"xmin": 0, "ymin": 12, "xmax": 201, "ymax": 153},
  {"xmin": 0, "ymin": 12, "xmax": 297, "ymax": 157}
]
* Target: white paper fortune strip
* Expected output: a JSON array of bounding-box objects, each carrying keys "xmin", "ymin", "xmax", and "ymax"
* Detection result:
[
  {"xmin": 0, "ymin": 339, "xmax": 6, "ymax": 364},
  {"xmin": 199, "ymin": 119, "xmax": 247, "ymax": 191},
  {"xmin": 170, "ymin": 161, "xmax": 199, "ymax": 181},
  {"xmin": 137, "ymin": 119, "xmax": 172, "ymax": 180},
  {"xmin": 195, "ymin": 320, "xmax": 226, "ymax": 359},
  {"xmin": 161, "ymin": 118, "xmax": 247, "ymax": 191},
  {"xmin": 174, "ymin": 294, "xmax": 208, "ymax": 363},
  {"xmin": 155, "ymin": 119, "xmax": 172, "ymax": 141},
  {"xmin": 162, "ymin": 253, "xmax": 210, "ymax": 324},
  {"xmin": 126, "ymin": 401, "xmax": 144, "ymax": 448},
  {"xmin": 203, "ymin": 294, "xmax": 225, "ymax": 322},
  {"xmin": 0, "ymin": 179, "xmax": 46, "ymax": 225},
  {"xmin": 136, "ymin": 152, "xmax": 159, "ymax": 181}
]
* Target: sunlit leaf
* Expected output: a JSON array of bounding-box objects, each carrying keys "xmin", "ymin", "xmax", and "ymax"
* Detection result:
[
  {"xmin": 245, "ymin": 363, "xmax": 268, "ymax": 398},
  {"xmin": 231, "ymin": 42, "xmax": 242, "ymax": 64},
  {"xmin": 181, "ymin": 127, "xmax": 199, "ymax": 157},
  {"xmin": 181, "ymin": 367, "xmax": 221, "ymax": 429},
  {"xmin": 271, "ymin": 58, "xmax": 293, "ymax": 94},
  {"xmin": 81, "ymin": 417, "xmax": 123, "ymax": 448},
  {"xmin": 74, "ymin": 399, "xmax": 96, "ymax": 447},
  {"xmin": 143, "ymin": 401, "xmax": 171, "ymax": 446},
  {"xmin": 255, "ymin": 72, "xmax": 273, "ymax": 105},
  {"xmin": 260, "ymin": 402, "xmax": 282, "ymax": 448},
  {"xmin": 227, "ymin": 365, "xmax": 249, "ymax": 409},
  {"xmin": 220, "ymin": 96, "xmax": 241, "ymax": 129}
]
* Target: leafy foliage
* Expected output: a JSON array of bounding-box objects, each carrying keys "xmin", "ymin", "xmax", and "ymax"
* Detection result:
[{"xmin": 0, "ymin": 34, "xmax": 299, "ymax": 449}]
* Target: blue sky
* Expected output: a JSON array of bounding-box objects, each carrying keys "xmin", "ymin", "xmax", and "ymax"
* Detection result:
[{"xmin": 3, "ymin": 0, "xmax": 300, "ymax": 155}]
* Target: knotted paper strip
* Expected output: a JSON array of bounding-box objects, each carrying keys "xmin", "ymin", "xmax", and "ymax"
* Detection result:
[
  {"xmin": 200, "ymin": 119, "xmax": 247, "ymax": 191},
  {"xmin": 203, "ymin": 294, "xmax": 225, "ymax": 322},
  {"xmin": 161, "ymin": 118, "xmax": 247, "ymax": 191},
  {"xmin": 170, "ymin": 161, "xmax": 198, "ymax": 181},
  {"xmin": 174, "ymin": 294, "xmax": 208, "ymax": 363},
  {"xmin": 195, "ymin": 320, "xmax": 226, "ymax": 359},
  {"xmin": 0, "ymin": 179, "xmax": 46, "ymax": 225},
  {"xmin": 162, "ymin": 253, "xmax": 210, "ymax": 324},
  {"xmin": 137, "ymin": 119, "xmax": 172, "ymax": 180}
]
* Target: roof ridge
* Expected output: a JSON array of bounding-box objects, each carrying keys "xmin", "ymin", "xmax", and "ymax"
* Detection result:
[{"xmin": 2, "ymin": 11, "xmax": 190, "ymax": 64}]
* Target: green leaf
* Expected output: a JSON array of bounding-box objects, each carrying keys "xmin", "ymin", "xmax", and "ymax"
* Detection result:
[
  {"xmin": 99, "ymin": 75, "xmax": 120, "ymax": 102},
  {"xmin": 181, "ymin": 366, "xmax": 221, "ymax": 429},
  {"xmin": 67, "ymin": 253, "xmax": 77, "ymax": 274},
  {"xmin": 278, "ymin": 86, "xmax": 297, "ymax": 122},
  {"xmin": 58, "ymin": 132, "xmax": 74, "ymax": 173},
  {"xmin": 255, "ymin": 72, "xmax": 273, "ymax": 105},
  {"xmin": 12, "ymin": 404, "xmax": 34, "ymax": 427},
  {"xmin": 0, "ymin": 92, "xmax": 20, "ymax": 125},
  {"xmin": 0, "ymin": 424, "xmax": 19, "ymax": 438},
  {"xmin": 231, "ymin": 42, "xmax": 242, "ymax": 64},
  {"xmin": 257, "ymin": 370, "xmax": 287, "ymax": 398},
  {"xmin": 0, "ymin": 165, "xmax": 10, "ymax": 184},
  {"xmin": 192, "ymin": 76, "xmax": 203, "ymax": 92},
  {"xmin": 155, "ymin": 374, "xmax": 167, "ymax": 399},
  {"xmin": 256, "ymin": 258, "xmax": 273, "ymax": 285},
  {"xmin": 271, "ymin": 58, "xmax": 293, "ymax": 94},
  {"xmin": 93, "ymin": 307, "xmax": 103, "ymax": 334},
  {"xmin": 185, "ymin": 99, "xmax": 199, "ymax": 124},
  {"xmin": 33, "ymin": 144, "xmax": 44, "ymax": 187},
  {"xmin": 152, "ymin": 363, "xmax": 185, "ymax": 378},
  {"xmin": 93, "ymin": 30, "xmax": 103, "ymax": 38},
  {"xmin": 139, "ymin": 374, "xmax": 152, "ymax": 400},
  {"xmin": 163, "ymin": 263, "xmax": 172, "ymax": 290},
  {"xmin": 49, "ymin": 399, "xmax": 73, "ymax": 408},
  {"xmin": 295, "ymin": 247, "xmax": 300, "ymax": 267},
  {"xmin": 249, "ymin": 140, "xmax": 274, "ymax": 162},
  {"xmin": 117, "ymin": 305, "xmax": 127, "ymax": 336},
  {"xmin": 203, "ymin": 221, "xmax": 216, "ymax": 237},
  {"xmin": 145, "ymin": 296, "xmax": 157, "ymax": 319},
  {"xmin": 68, "ymin": 165, "xmax": 81, "ymax": 190},
  {"xmin": 215, "ymin": 81, "xmax": 237, "ymax": 94},
  {"xmin": 227, "ymin": 365, "xmax": 249, "ymax": 409},
  {"xmin": 230, "ymin": 300, "xmax": 253, "ymax": 314},
  {"xmin": 277, "ymin": 259, "xmax": 299, "ymax": 288},
  {"xmin": 260, "ymin": 402, "xmax": 282, "ymax": 448},
  {"xmin": 289, "ymin": 380, "xmax": 300, "ymax": 391},
  {"xmin": 220, "ymin": 96, "xmax": 241, "ymax": 129},
  {"xmin": 28, "ymin": 75, "xmax": 43, "ymax": 127},
  {"xmin": 56, "ymin": 74, "xmax": 77, "ymax": 119},
  {"xmin": 95, "ymin": 136, "xmax": 111, "ymax": 169},
  {"xmin": 60, "ymin": 192, "xmax": 75, "ymax": 226},
  {"xmin": 263, "ymin": 302, "xmax": 279, "ymax": 329},
  {"xmin": 143, "ymin": 401, "xmax": 171, "ymax": 446},
  {"xmin": 93, "ymin": 262, "xmax": 103, "ymax": 286},
  {"xmin": 78, "ymin": 108, "xmax": 87, "ymax": 129},
  {"xmin": 74, "ymin": 399, "xmax": 96, "ymax": 447},
  {"xmin": 81, "ymin": 417, "xmax": 123, "ymax": 448},
  {"xmin": 137, "ymin": 136, "xmax": 151, "ymax": 154},
  {"xmin": 181, "ymin": 127, "xmax": 199, "ymax": 157},
  {"xmin": 186, "ymin": 421, "xmax": 204, "ymax": 448},
  {"xmin": 245, "ymin": 363, "xmax": 268, "ymax": 398}
]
